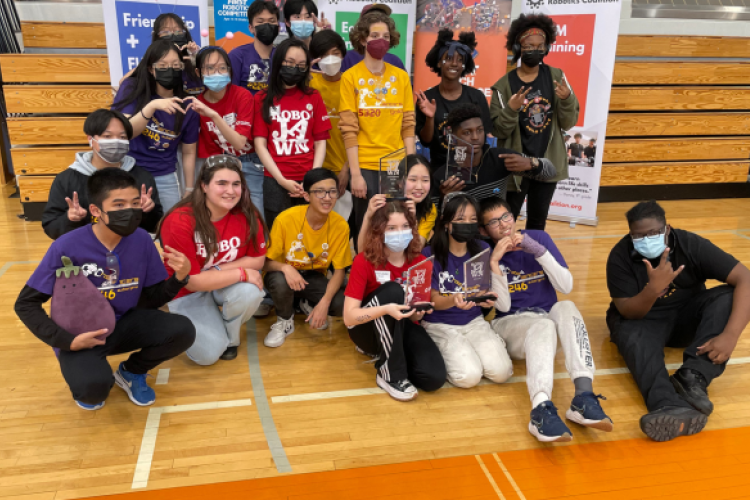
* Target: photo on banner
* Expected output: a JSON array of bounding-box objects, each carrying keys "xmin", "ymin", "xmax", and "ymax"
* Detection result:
[{"xmin": 214, "ymin": 0, "xmax": 289, "ymax": 52}]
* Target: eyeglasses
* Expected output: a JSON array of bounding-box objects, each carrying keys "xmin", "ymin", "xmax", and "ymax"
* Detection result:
[
  {"xmin": 631, "ymin": 228, "xmax": 666, "ymax": 242},
  {"xmin": 158, "ymin": 29, "xmax": 186, "ymax": 37},
  {"xmin": 202, "ymin": 64, "xmax": 229, "ymax": 75},
  {"xmin": 484, "ymin": 212, "xmax": 513, "ymax": 228},
  {"xmin": 310, "ymin": 188, "xmax": 340, "ymax": 199},
  {"xmin": 153, "ymin": 62, "xmax": 185, "ymax": 71},
  {"xmin": 205, "ymin": 154, "xmax": 242, "ymax": 171},
  {"xmin": 282, "ymin": 60, "xmax": 308, "ymax": 71}
]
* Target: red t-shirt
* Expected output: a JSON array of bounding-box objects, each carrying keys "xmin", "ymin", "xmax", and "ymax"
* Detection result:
[
  {"xmin": 160, "ymin": 205, "xmax": 266, "ymax": 299},
  {"xmin": 197, "ymin": 84, "xmax": 254, "ymax": 158},
  {"xmin": 345, "ymin": 253, "xmax": 427, "ymax": 302},
  {"xmin": 253, "ymin": 87, "xmax": 331, "ymax": 181}
]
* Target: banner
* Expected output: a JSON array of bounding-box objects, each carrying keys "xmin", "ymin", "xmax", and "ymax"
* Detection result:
[
  {"xmin": 316, "ymin": 0, "xmax": 417, "ymax": 74},
  {"xmin": 214, "ymin": 0, "xmax": 289, "ymax": 53},
  {"xmin": 521, "ymin": 0, "xmax": 622, "ymax": 225},
  {"xmin": 103, "ymin": 0, "xmax": 209, "ymax": 87},
  {"xmin": 413, "ymin": 0, "xmax": 512, "ymax": 103}
]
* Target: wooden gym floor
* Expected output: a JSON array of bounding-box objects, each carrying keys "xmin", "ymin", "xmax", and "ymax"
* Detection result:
[{"xmin": 2, "ymin": 185, "xmax": 750, "ymax": 500}]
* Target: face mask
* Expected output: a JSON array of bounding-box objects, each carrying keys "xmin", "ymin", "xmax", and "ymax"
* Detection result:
[
  {"xmin": 203, "ymin": 73, "xmax": 231, "ymax": 92},
  {"xmin": 164, "ymin": 33, "xmax": 188, "ymax": 46},
  {"xmin": 366, "ymin": 38, "xmax": 390, "ymax": 60},
  {"xmin": 279, "ymin": 65, "xmax": 306, "ymax": 86},
  {"xmin": 101, "ymin": 208, "xmax": 143, "ymax": 237},
  {"xmin": 290, "ymin": 20, "xmax": 315, "ymax": 38},
  {"xmin": 154, "ymin": 68, "xmax": 183, "ymax": 90},
  {"xmin": 521, "ymin": 49, "xmax": 545, "ymax": 68},
  {"xmin": 633, "ymin": 232, "xmax": 667, "ymax": 260},
  {"xmin": 384, "ymin": 229, "xmax": 413, "ymax": 253},
  {"xmin": 450, "ymin": 222, "xmax": 478, "ymax": 243},
  {"xmin": 319, "ymin": 55, "xmax": 342, "ymax": 77},
  {"xmin": 254, "ymin": 23, "xmax": 279, "ymax": 46},
  {"xmin": 92, "ymin": 138, "xmax": 129, "ymax": 164}
]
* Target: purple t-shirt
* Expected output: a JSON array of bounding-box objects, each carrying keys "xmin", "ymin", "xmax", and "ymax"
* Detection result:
[
  {"xmin": 112, "ymin": 79, "xmax": 200, "ymax": 177},
  {"xmin": 229, "ymin": 43, "xmax": 274, "ymax": 95},
  {"xmin": 26, "ymin": 225, "xmax": 167, "ymax": 320},
  {"xmin": 341, "ymin": 51, "xmax": 405, "ymax": 73},
  {"xmin": 422, "ymin": 240, "xmax": 490, "ymax": 326},
  {"xmin": 496, "ymin": 230, "xmax": 567, "ymax": 318}
]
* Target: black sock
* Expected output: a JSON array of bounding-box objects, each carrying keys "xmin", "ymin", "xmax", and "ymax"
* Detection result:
[{"xmin": 574, "ymin": 377, "xmax": 593, "ymax": 396}]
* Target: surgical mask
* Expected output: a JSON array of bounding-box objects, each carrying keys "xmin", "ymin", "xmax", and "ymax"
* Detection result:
[
  {"xmin": 290, "ymin": 20, "xmax": 315, "ymax": 38},
  {"xmin": 203, "ymin": 73, "xmax": 231, "ymax": 92},
  {"xmin": 633, "ymin": 232, "xmax": 667, "ymax": 260},
  {"xmin": 366, "ymin": 38, "xmax": 390, "ymax": 60},
  {"xmin": 319, "ymin": 55, "xmax": 342, "ymax": 77},
  {"xmin": 521, "ymin": 50, "xmax": 545, "ymax": 68},
  {"xmin": 279, "ymin": 65, "xmax": 306, "ymax": 86},
  {"xmin": 101, "ymin": 208, "xmax": 142, "ymax": 237},
  {"xmin": 154, "ymin": 68, "xmax": 183, "ymax": 90},
  {"xmin": 450, "ymin": 222, "xmax": 477, "ymax": 243},
  {"xmin": 384, "ymin": 229, "xmax": 413, "ymax": 253},
  {"xmin": 254, "ymin": 23, "xmax": 279, "ymax": 46},
  {"xmin": 92, "ymin": 138, "xmax": 129, "ymax": 164}
]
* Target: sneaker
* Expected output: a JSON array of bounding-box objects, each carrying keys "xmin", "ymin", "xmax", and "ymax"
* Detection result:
[
  {"xmin": 566, "ymin": 393, "xmax": 614, "ymax": 432},
  {"xmin": 639, "ymin": 406, "xmax": 707, "ymax": 442},
  {"xmin": 299, "ymin": 299, "xmax": 329, "ymax": 330},
  {"xmin": 264, "ymin": 316, "xmax": 295, "ymax": 348},
  {"xmin": 529, "ymin": 401, "xmax": 573, "ymax": 443},
  {"xmin": 220, "ymin": 346, "xmax": 238, "ymax": 361},
  {"xmin": 376, "ymin": 374, "xmax": 418, "ymax": 402},
  {"xmin": 75, "ymin": 400, "xmax": 105, "ymax": 411},
  {"xmin": 114, "ymin": 362, "xmax": 156, "ymax": 406},
  {"xmin": 671, "ymin": 368, "xmax": 713, "ymax": 416},
  {"xmin": 254, "ymin": 303, "xmax": 272, "ymax": 318}
]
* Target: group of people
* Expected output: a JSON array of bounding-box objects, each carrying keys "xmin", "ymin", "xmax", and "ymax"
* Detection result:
[{"xmin": 13, "ymin": 6, "xmax": 750, "ymax": 445}]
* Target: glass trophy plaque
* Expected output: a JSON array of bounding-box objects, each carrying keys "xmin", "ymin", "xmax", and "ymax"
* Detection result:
[
  {"xmin": 462, "ymin": 248, "xmax": 493, "ymax": 303},
  {"xmin": 446, "ymin": 134, "xmax": 475, "ymax": 185},
  {"xmin": 404, "ymin": 256, "xmax": 434, "ymax": 311},
  {"xmin": 379, "ymin": 148, "xmax": 407, "ymax": 200}
]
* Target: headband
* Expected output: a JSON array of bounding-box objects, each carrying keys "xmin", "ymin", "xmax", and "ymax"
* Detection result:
[
  {"xmin": 438, "ymin": 40, "xmax": 472, "ymax": 62},
  {"xmin": 518, "ymin": 28, "xmax": 546, "ymax": 44},
  {"xmin": 440, "ymin": 192, "xmax": 475, "ymax": 216}
]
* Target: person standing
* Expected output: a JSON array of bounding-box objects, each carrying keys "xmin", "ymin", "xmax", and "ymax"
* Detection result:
[
  {"xmin": 339, "ymin": 4, "xmax": 405, "ymax": 73},
  {"xmin": 230, "ymin": 1, "xmax": 279, "ymax": 95}
]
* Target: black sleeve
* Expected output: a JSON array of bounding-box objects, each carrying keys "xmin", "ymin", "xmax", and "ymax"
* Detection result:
[
  {"xmin": 415, "ymin": 101, "xmax": 426, "ymax": 139},
  {"xmin": 685, "ymin": 231, "xmax": 740, "ymax": 283},
  {"xmin": 41, "ymin": 177, "xmax": 87, "ymax": 240},
  {"xmin": 606, "ymin": 239, "xmax": 641, "ymax": 299},
  {"xmin": 14, "ymin": 285, "xmax": 77, "ymax": 350},
  {"xmin": 137, "ymin": 274, "xmax": 186, "ymax": 310},
  {"xmin": 139, "ymin": 177, "xmax": 164, "ymax": 234},
  {"xmin": 473, "ymin": 89, "xmax": 493, "ymax": 135}
]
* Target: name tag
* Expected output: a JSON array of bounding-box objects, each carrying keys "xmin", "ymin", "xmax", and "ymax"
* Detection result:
[{"xmin": 375, "ymin": 270, "xmax": 391, "ymax": 284}]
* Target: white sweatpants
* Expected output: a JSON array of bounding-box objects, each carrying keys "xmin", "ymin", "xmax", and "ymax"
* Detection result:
[
  {"xmin": 422, "ymin": 316, "xmax": 513, "ymax": 388},
  {"xmin": 491, "ymin": 301, "xmax": 595, "ymax": 405}
]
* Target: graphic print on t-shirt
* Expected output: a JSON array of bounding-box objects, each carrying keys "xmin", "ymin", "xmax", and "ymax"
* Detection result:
[
  {"xmin": 502, "ymin": 265, "xmax": 547, "ymax": 294},
  {"xmin": 270, "ymin": 103, "xmax": 314, "ymax": 155},
  {"xmin": 142, "ymin": 116, "xmax": 178, "ymax": 152},
  {"xmin": 196, "ymin": 233, "xmax": 265, "ymax": 269},
  {"xmin": 80, "ymin": 262, "xmax": 140, "ymax": 299},
  {"xmin": 207, "ymin": 112, "xmax": 253, "ymax": 156},
  {"xmin": 246, "ymin": 61, "xmax": 271, "ymax": 92},
  {"xmin": 438, "ymin": 270, "xmax": 464, "ymax": 294},
  {"xmin": 520, "ymin": 90, "xmax": 552, "ymax": 135},
  {"xmin": 286, "ymin": 236, "xmax": 330, "ymax": 269}
]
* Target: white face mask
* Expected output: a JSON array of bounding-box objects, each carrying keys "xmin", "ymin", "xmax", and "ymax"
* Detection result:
[{"xmin": 319, "ymin": 55, "xmax": 342, "ymax": 77}]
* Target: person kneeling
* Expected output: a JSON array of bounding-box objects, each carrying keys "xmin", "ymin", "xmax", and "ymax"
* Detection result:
[
  {"xmin": 160, "ymin": 155, "xmax": 267, "ymax": 365},
  {"xmin": 15, "ymin": 168, "xmax": 195, "ymax": 410},
  {"xmin": 480, "ymin": 196, "xmax": 612, "ymax": 443},
  {"xmin": 263, "ymin": 169, "xmax": 353, "ymax": 347},
  {"xmin": 344, "ymin": 201, "xmax": 447, "ymax": 402}
]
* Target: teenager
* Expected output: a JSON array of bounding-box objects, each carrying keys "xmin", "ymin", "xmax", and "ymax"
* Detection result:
[
  {"xmin": 568, "ymin": 133, "xmax": 584, "ymax": 159},
  {"xmin": 344, "ymin": 201, "xmax": 446, "ymax": 401},
  {"xmin": 421, "ymin": 193, "xmax": 512, "ymax": 388},
  {"xmin": 584, "ymin": 138, "xmax": 596, "ymax": 165},
  {"xmin": 253, "ymin": 38, "xmax": 331, "ymax": 228},
  {"xmin": 263, "ymin": 169, "xmax": 352, "ymax": 347},
  {"xmin": 112, "ymin": 39, "xmax": 200, "ymax": 213},
  {"xmin": 340, "ymin": 4, "xmax": 405, "ymax": 73},
  {"xmin": 606, "ymin": 200, "xmax": 750, "ymax": 442},
  {"xmin": 490, "ymin": 14, "xmax": 578, "ymax": 231},
  {"xmin": 230, "ymin": 1, "xmax": 279, "ymax": 94},
  {"xmin": 283, "ymin": 0, "xmax": 330, "ymax": 47},
  {"xmin": 160, "ymin": 155, "xmax": 266, "ymax": 365},
  {"xmin": 339, "ymin": 9, "xmax": 416, "ymax": 250},
  {"xmin": 415, "ymin": 28, "xmax": 491, "ymax": 168},
  {"xmin": 42, "ymin": 109, "xmax": 161, "ymax": 240},
  {"xmin": 479, "ymin": 196, "xmax": 612, "ymax": 442},
  {"xmin": 15, "ymin": 168, "xmax": 195, "ymax": 409}
]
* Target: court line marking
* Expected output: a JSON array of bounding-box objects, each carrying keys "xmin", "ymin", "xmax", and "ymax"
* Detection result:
[
  {"xmin": 475, "ymin": 455, "xmax": 507, "ymax": 500},
  {"xmin": 155, "ymin": 368, "xmax": 170, "ymax": 385},
  {"xmin": 493, "ymin": 453, "xmax": 526, "ymax": 500},
  {"xmin": 0, "ymin": 260, "xmax": 41, "ymax": 279}
]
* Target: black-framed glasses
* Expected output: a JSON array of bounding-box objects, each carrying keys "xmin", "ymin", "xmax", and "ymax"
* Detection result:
[
  {"xmin": 631, "ymin": 228, "xmax": 666, "ymax": 242},
  {"xmin": 158, "ymin": 29, "xmax": 186, "ymax": 37},
  {"xmin": 282, "ymin": 60, "xmax": 308, "ymax": 71},
  {"xmin": 484, "ymin": 212, "xmax": 513, "ymax": 228},
  {"xmin": 310, "ymin": 188, "xmax": 340, "ymax": 199},
  {"xmin": 202, "ymin": 64, "xmax": 229, "ymax": 75}
]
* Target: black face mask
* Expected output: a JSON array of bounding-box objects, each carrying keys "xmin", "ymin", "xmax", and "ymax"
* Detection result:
[
  {"xmin": 102, "ymin": 208, "xmax": 143, "ymax": 237},
  {"xmin": 521, "ymin": 50, "xmax": 545, "ymax": 68},
  {"xmin": 255, "ymin": 23, "xmax": 279, "ymax": 46},
  {"xmin": 450, "ymin": 222, "xmax": 478, "ymax": 243},
  {"xmin": 164, "ymin": 33, "xmax": 188, "ymax": 46},
  {"xmin": 154, "ymin": 68, "xmax": 183, "ymax": 90},
  {"xmin": 279, "ymin": 65, "xmax": 306, "ymax": 86}
]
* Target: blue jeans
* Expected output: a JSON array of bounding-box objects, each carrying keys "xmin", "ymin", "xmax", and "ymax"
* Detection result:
[
  {"xmin": 154, "ymin": 172, "xmax": 181, "ymax": 213},
  {"xmin": 240, "ymin": 153, "xmax": 264, "ymax": 220}
]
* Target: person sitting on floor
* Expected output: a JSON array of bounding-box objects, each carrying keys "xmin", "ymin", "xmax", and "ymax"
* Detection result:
[{"xmin": 606, "ymin": 200, "xmax": 750, "ymax": 442}]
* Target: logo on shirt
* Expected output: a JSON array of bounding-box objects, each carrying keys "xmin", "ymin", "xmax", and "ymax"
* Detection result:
[
  {"xmin": 246, "ymin": 61, "xmax": 271, "ymax": 91},
  {"xmin": 196, "ymin": 234, "xmax": 242, "ymax": 269},
  {"xmin": 207, "ymin": 113, "xmax": 252, "ymax": 155},
  {"xmin": 81, "ymin": 262, "xmax": 139, "ymax": 300},
  {"xmin": 142, "ymin": 117, "xmax": 178, "ymax": 152},
  {"xmin": 438, "ymin": 271, "xmax": 464, "ymax": 295},
  {"xmin": 506, "ymin": 268, "xmax": 546, "ymax": 293},
  {"xmin": 521, "ymin": 91, "xmax": 552, "ymax": 134},
  {"xmin": 270, "ymin": 106, "xmax": 311, "ymax": 156}
]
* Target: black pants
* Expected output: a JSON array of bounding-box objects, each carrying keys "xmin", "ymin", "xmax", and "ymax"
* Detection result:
[
  {"xmin": 608, "ymin": 285, "xmax": 733, "ymax": 412},
  {"xmin": 264, "ymin": 269, "xmax": 345, "ymax": 319},
  {"xmin": 506, "ymin": 178, "xmax": 558, "ymax": 231},
  {"xmin": 57, "ymin": 309, "xmax": 195, "ymax": 405},
  {"xmin": 348, "ymin": 282, "xmax": 446, "ymax": 391},
  {"xmin": 263, "ymin": 176, "xmax": 305, "ymax": 229},
  {"xmin": 351, "ymin": 169, "xmax": 380, "ymax": 252}
]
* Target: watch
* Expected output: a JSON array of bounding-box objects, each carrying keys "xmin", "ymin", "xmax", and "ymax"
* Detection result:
[
  {"xmin": 175, "ymin": 274, "xmax": 190, "ymax": 286},
  {"xmin": 530, "ymin": 157, "xmax": 540, "ymax": 168}
]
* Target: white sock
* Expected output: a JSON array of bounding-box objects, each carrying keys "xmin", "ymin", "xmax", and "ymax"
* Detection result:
[{"xmin": 532, "ymin": 392, "xmax": 550, "ymax": 408}]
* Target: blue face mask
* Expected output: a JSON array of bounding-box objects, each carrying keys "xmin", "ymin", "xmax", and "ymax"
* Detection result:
[
  {"xmin": 384, "ymin": 229, "xmax": 413, "ymax": 253},
  {"xmin": 203, "ymin": 73, "xmax": 231, "ymax": 92},
  {"xmin": 633, "ymin": 232, "xmax": 667, "ymax": 259},
  {"xmin": 290, "ymin": 20, "xmax": 315, "ymax": 38}
]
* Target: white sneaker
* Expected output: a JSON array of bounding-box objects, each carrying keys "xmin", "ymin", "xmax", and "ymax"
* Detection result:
[
  {"xmin": 299, "ymin": 299, "xmax": 329, "ymax": 330},
  {"xmin": 264, "ymin": 316, "xmax": 294, "ymax": 348},
  {"xmin": 254, "ymin": 303, "xmax": 272, "ymax": 318},
  {"xmin": 376, "ymin": 374, "xmax": 418, "ymax": 402}
]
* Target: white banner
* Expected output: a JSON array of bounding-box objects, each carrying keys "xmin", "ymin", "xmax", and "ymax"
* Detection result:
[{"xmin": 521, "ymin": 0, "xmax": 622, "ymax": 225}]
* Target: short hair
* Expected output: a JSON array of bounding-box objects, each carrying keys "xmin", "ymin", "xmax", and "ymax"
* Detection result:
[
  {"xmin": 424, "ymin": 29, "xmax": 477, "ymax": 78},
  {"xmin": 479, "ymin": 196, "xmax": 513, "ymax": 223},
  {"xmin": 574, "ymin": 133, "xmax": 582, "ymax": 139},
  {"xmin": 626, "ymin": 200, "xmax": 666, "ymax": 226},
  {"xmin": 589, "ymin": 138, "xmax": 596, "ymax": 143},
  {"xmin": 196, "ymin": 46, "xmax": 233, "ymax": 79},
  {"xmin": 303, "ymin": 168, "xmax": 338, "ymax": 192},
  {"xmin": 309, "ymin": 30, "xmax": 347, "ymax": 60},
  {"xmin": 445, "ymin": 103, "xmax": 482, "ymax": 132},
  {"xmin": 83, "ymin": 109, "xmax": 133, "ymax": 140},
  {"xmin": 505, "ymin": 14, "xmax": 557, "ymax": 61},
  {"xmin": 87, "ymin": 168, "xmax": 138, "ymax": 208},
  {"xmin": 284, "ymin": 0, "xmax": 317, "ymax": 21},
  {"xmin": 349, "ymin": 11, "xmax": 400, "ymax": 56},
  {"xmin": 247, "ymin": 0, "xmax": 280, "ymax": 24}
]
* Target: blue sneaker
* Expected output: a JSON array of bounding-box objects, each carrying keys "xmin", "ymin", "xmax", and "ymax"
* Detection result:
[
  {"xmin": 529, "ymin": 401, "xmax": 572, "ymax": 443},
  {"xmin": 114, "ymin": 362, "xmax": 156, "ymax": 406},
  {"xmin": 75, "ymin": 400, "xmax": 105, "ymax": 411},
  {"xmin": 566, "ymin": 392, "xmax": 614, "ymax": 432}
]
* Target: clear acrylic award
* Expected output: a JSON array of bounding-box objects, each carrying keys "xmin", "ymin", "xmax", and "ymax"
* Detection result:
[
  {"xmin": 446, "ymin": 134, "xmax": 475, "ymax": 185},
  {"xmin": 462, "ymin": 248, "xmax": 494, "ymax": 303},
  {"xmin": 379, "ymin": 148, "xmax": 407, "ymax": 200},
  {"xmin": 404, "ymin": 256, "xmax": 434, "ymax": 311}
]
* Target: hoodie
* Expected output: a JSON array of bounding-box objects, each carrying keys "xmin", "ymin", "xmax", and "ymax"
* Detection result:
[{"xmin": 41, "ymin": 152, "xmax": 163, "ymax": 240}]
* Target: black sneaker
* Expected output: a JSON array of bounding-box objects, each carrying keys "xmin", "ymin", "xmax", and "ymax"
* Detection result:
[
  {"xmin": 376, "ymin": 375, "xmax": 418, "ymax": 402},
  {"xmin": 639, "ymin": 406, "xmax": 707, "ymax": 442},
  {"xmin": 220, "ymin": 346, "xmax": 238, "ymax": 361},
  {"xmin": 671, "ymin": 368, "xmax": 713, "ymax": 416}
]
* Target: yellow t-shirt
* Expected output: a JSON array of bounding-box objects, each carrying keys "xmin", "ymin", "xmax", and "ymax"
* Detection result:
[
  {"xmin": 418, "ymin": 203, "xmax": 437, "ymax": 240},
  {"xmin": 267, "ymin": 205, "xmax": 353, "ymax": 273},
  {"xmin": 310, "ymin": 73, "xmax": 346, "ymax": 174},
  {"xmin": 339, "ymin": 61, "xmax": 415, "ymax": 171}
]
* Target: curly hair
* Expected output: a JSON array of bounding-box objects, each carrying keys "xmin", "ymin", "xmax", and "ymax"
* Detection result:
[
  {"xmin": 425, "ymin": 29, "xmax": 477, "ymax": 77},
  {"xmin": 363, "ymin": 201, "xmax": 422, "ymax": 268},
  {"xmin": 445, "ymin": 103, "xmax": 482, "ymax": 132},
  {"xmin": 349, "ymin": 11, "xmax": 400, "ymax": 56},
  {"xmin": 505, "ymin": 14, "xmax": 557, "ymax": 61}
]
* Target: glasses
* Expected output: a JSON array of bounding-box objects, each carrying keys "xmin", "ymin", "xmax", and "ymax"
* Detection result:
[
  {"xmin": 154, "ymin": 62, "xmax": 185, "ymax": 71},
  {"xmin": 282, "ymin": 60, "xmax": 308, "ymax": 71},
  {"xmin": 484, "ymin": 212, "xmax": 513, "ymax": 228},
  {"xmin": 631, "ymin": 229, "xmax": 666, "ymax": 242},
  {"xmin": 205, "ymin": 154, "xmax": 242, "ymax": 171},
  {"xmin": 310, "ymin": 188, "xmax": 340, "ymax": 199},
  {"xmin": 158, "ymin": 29, "xmax": 186, "ymax": 37},
  {"xmin": 202, "ymin": 64, "xmax": 229, "ymax": 75}
]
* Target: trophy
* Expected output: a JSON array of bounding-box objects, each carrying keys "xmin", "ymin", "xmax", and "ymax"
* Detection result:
[
  {"xmin": 404, "ymin": 256, "xmax": 434, "ymax": 312},
  {"xmin": 379, "ymin": 148, "xmax": 407, "ymax": 200},
  {"xmin": 462, "ymin": 249, "xmax": 494, "ymax": 303},
  {"xmin": 445, "ymin": 134, "xmax": 475, "ymax": 185}
]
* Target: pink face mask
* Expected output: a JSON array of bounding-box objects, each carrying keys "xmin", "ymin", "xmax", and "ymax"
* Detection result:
[{"xmin": 366, "ymin": 38, "xmax": 390, "ymax": 60}]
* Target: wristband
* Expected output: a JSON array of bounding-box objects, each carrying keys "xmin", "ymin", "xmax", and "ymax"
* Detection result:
[
  {"xmin": 140, "ymin": 109, "xmax": 152, "ymax": 120},
  {"xmin": 185, "ymin": 187, "xmax": 194, "ymax": 192},
  {"xmin": 238, "ymin": 268, "xmax": 247, "ymax": 282},
  {"xmin": 213, "ymin": 265, "xmax": 221, "ymax": 271}
]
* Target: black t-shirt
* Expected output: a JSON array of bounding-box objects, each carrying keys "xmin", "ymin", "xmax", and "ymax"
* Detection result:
[
  {"xmin": 415, "ymin": 85, "xmax": 492, "ymax": 169},
  {"xmin": 508, "ymin": 65, "xmax": 554, "ymax": 158},
  {"xmin": 569, "ymin": 142, "xmax": 585, "ymax": 158},
  {"xmin": 584, "ymin": 145, "xmax": 595, "ymax": 159},
  {"xmin": 606, "ymin": 228, "xmax": 739, "ymax": 318}
]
